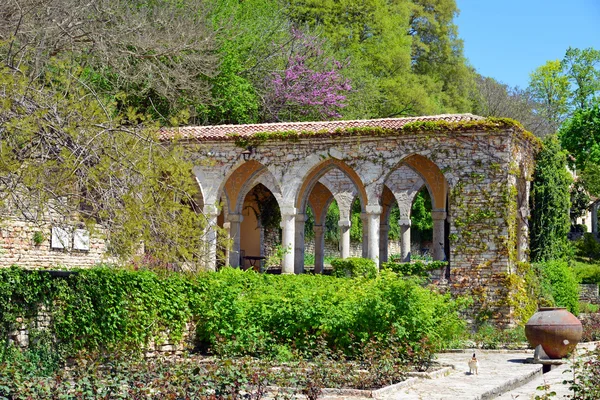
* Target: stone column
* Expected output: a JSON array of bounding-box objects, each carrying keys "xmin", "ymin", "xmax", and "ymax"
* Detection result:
[
  {"xmin": 431, "ymin": 210, "xmax": 447, "ymax": 261},
  {"xmin": 379, "ymin": 223, "xmax": 389, "ymax": 263},
  {"xmin": 593, "ymin": 203, "xmax": 598, "ymax": 236},
  {"xmin": 360, "ymin": 212, "xmax": 368, "ymax": 258},
  {"xmin": 294, "ymin": 213, "xmax": 306, "ymax": 274},
  {"xmin": 399, "ymin": 218, "xmax": 412, "ymax": 262},
  {"xmin": 204, "ymin": 204, "xmax": 219, "ymax": 271},
  {"xmin": 366, "ymin": 205, "xmax": 382, "ymax": 267},
  {"xmin": 314, "ymin": 225, "xmax": 325, "ymax": 273},
  {"xmin": 227, "ymin": 213, "xmax": 243, "ymax": 267},
  {"xmin": 280, "ymin": 206, "xmax": 296, "ymax": 274},
  {"xmin": 339, "ymin": 219, "xmax": 351, "ymax": 259}
]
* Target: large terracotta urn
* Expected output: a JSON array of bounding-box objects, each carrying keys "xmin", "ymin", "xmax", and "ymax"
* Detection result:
[{"xmin": 525, "ymin": 307, "xmax": 582, "ymax": 359}]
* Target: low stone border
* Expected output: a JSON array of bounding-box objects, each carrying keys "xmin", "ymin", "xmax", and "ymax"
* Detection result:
[
  {"xmin": 477, "ymin": 365, "xmax": 543, "ymax": 400},
  {"xmin": 296, "ymin": 366, "xmax": 455, "ymax": 399}
]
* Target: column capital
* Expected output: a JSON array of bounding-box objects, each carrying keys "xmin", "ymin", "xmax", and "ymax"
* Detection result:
[
  {"xmin": 227, "ymin": 213, "xmax": 243, "ymax": 223},
  {"xmin": 366, "ymin": 205, "xmax": 382, "ymax": 215},
  {"xmin": 280, "ymin": 206, "xmax": 297, "ymax": 216},
  {"xmin": 204, "ymin": 204, "xmax": 220, "ymax": 216},
  {"xmin": 398, "ymin": 218, "xmax": 412, "ymax": 226},
  {"xmin": 338, "ymin": 220, "xmax": 351, "ymax": 228},
  {"xmin": 431, "ymin": 210, "xmax": 447, "ymax": 221},
  {"xmin": 313, "ymin": 225, "xmax": 325, "ymax": 234},
  {"xmin": 295, "ymin": 213, "xmax": 307, "ymax": 223}
]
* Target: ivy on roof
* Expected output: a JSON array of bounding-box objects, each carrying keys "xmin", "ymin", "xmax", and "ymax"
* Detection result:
[{"xmin": 226, "ymin": 117, "xmax": 541, "ymax": 150}]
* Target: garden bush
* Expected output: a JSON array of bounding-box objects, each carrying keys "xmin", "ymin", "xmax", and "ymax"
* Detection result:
[
  {"xmin": 574, "ymin": 233, "xmax": 600, "ymax": 260},
  {"xmin": 534, "ymin": 260, "xmax": 580, "ymax": 315},
  {"xmin": 330, "ymin": 257, "xmax": 377, "ymax": 278},
  {"xmin": 0, "ymin": 266, "xmax": 466, "ymax": 360},
  {"xmin": 381, "ymin": 261, "xmax": 447, "ymax": 277},
  {"xmin": 571, "ymin": 259, "xmax": 600, "ymax": 284}
]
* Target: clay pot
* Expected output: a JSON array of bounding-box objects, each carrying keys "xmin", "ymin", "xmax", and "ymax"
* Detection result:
[{"xmin": 525, "ymin": 307, "xmax": 582, "ymax": 359}]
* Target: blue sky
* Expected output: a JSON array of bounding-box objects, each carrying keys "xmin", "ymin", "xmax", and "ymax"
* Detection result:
[{"xmin": 455, "ymin": 0, "xmax": 600, "ymax": 89}]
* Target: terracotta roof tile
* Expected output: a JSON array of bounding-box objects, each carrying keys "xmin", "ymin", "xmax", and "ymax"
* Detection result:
[{"xmin": 159, "ymin": 113, "xmax": 485, "ymax": 141}]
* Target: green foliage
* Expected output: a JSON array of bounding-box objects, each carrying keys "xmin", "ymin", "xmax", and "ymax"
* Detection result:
[
  {"xmin": 571, "ymin": 258, "xmax": 600, "ymax": 284},
  {"xmin": 530, "ymin": 135, "xmax": 572, "ymax": 262},
  {"xmin": 411, "ymin": 188, "xmax": 433, "ymax": 245},
  {"xmin": 330, "ymin": 257, "xmax": 377, "ymax": 279},
  {"xmin": 574, "ymin": 234, "xmax": 600, "ymax": 260},
  {"xmin": 195, "ymin": 268, "xmax": 466, "ymax": 357},
  {"xmin": 0, "ymin": 266, "xmax": 466, "ymax": 361},
  {"xmin": 381, "ymin": 261, "xmax": 447, "ymax": 277},
  {"xmin": 0, "ymin": 63, "xmax": 209, "ymax": 265},
  {"xmin": 570, "ymin": 180, "xmax": 591, "ymax": 225},
  {"xmin": 560, "ymin": 103, "xmax": 600, "ymax": 171},
  {"xmin": 286, "ymin": 0, "xmax": 474, "ymax": 118},
  {"xmin": 534, "ymin": 260, "xmax": 580, "ymax": 315},
  {"xmin": 471, "ymin": 323, "xmax": 527, "ymax": 350},
  {"xmin": 32, "ymin": 231, "xmax": 45, "ymax": 245},
  {"xmin": 564, "ymin": 345, "xmax": 600, "ymax": 399}
]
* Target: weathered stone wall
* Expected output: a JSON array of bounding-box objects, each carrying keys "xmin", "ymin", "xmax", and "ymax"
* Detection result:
[
  {"xmin": 0, "ymin": 217, "xmax": 111, "ymax": 268},
  {"xmin": 194, "ymin": 126, "xmax": 538, "ymax": 324},
  {"xmin": 580, "ymin": 283, "xmax": 600, "ymax": 304},
  {"xmin": 8, "ymin": 305, "xmax": 195, "ymax": 357}
]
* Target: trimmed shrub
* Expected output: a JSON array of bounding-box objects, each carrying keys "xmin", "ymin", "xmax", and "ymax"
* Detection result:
[
  {"xmin": 0, "ymin": 266, "xmax": 466, "ymax": 359},
  {"xmin": 381, "ymin": 261, "xmax": 447, "ymax": 277},
  {"xmin": 575, "ymin": 233, "xmax": 600, "ymax": 260},
  {"xmin": 534, "ymin": 260, "xmax": 580, "ymax": 315},
  {"xmin": 571, "ymin": 260, "xmax": 600, "ymax": 284},
  {"xmin": 330, "ymin": 257, "xmax": 377, "ymax": 278}
]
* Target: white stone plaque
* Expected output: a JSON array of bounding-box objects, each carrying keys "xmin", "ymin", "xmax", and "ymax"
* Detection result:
[
  {"xmin": 73, "ymin": 229, "xmax": 90, "ymax": 251},
  {"xmin": 51, "ymin": 227, "xmax": 71, "ymax": 249}
]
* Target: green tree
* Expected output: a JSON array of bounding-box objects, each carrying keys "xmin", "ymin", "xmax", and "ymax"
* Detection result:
[
  {"xmin": 559, "ymin": 103, "xmax": 600, "ymax": 170},
  {"xmin": 0, "ymin": 62, "xmax": 209, "ymax": 265},
  {"xmin": 285, "ymin": 0, "xmax": 474, "ymax": 119},
  {"xmin": 528, "ymin": 60, "xmax": 571, "ymax": 131},
  {"xmin": 1, "ymin": 0, "xmax": 218, "ymax": 125},
  {"xmin": 530, "ymin": 136, "xmax": 572, "ymax": 262},
  {"xmin": 562, "ymin": 47, "xmax": 600, "ymax": 111}
]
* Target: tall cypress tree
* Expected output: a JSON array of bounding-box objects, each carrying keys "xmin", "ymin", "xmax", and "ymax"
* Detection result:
[{"xmin": 530, "ymin": 135, "xmax": 573, "ymax": 262}]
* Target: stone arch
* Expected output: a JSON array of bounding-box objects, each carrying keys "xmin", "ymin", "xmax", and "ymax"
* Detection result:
[
  {"xmin": 394, "ymin": 154, "xmax": 448, "ymax": 211},
  {"xmin": 383, "ymin": 155, "xmax": 447, "ymax": 262},
  {"xmin": 307, "ymin": 182, "xmax": 334, "ymax": 226},
  {"xmin": 296, "ymin": 158, "xmax": 368, "ymax": 213},
  {"xmin": 221, "ymin": 160, "xmax": 282, "ymax": 215}
]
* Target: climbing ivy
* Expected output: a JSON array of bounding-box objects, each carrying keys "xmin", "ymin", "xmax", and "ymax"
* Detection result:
[
  {"xmin": 229, "ymin": 118, "xmax": 542, "ymax": 149},
  {"xmin": 530, "ymin": 135, "xmax": 572, "ymax": 262}
]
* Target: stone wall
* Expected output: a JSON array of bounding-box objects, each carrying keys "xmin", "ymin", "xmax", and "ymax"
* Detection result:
[
  {"xmin": 8, "ymin": 304, "xmax": 195, "ymax": 357},
  {"xmin": 193, "ymin": 121, "xmax": 538, "ymax": 324},
  {"xmin": 580, "ymin": 283, "xmax": 600, "ymax": 304},
  {"xmin": 0, "ymin": 217, "xmax": 111, "ymax": 268}
]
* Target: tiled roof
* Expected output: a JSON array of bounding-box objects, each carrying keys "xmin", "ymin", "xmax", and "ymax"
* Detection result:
[{"xmin": 159, "ymin": 113, "xmax": 485, "ymax": 141}]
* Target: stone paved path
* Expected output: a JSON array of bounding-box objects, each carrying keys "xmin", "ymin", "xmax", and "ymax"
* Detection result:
[{"xmin": 380, "ymin": 351, "xmax": 542, "ymax": 400}]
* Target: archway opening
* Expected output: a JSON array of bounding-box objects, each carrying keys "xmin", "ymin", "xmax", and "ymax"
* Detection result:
[
  {"xmin": 410, "ymin": 187, "xmax": 433, "ymax": 258},
  {"xmin": 239, "ymin": 183, "xmax": 281, "ymax": 271},
  {"xmin": 298, "ymin": 162, "xmax": 367, "ymax": 273}
]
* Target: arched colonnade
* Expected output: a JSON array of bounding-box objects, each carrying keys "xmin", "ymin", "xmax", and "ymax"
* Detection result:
[{"xmin": 198, "ymin": 153, "xmax": 448, "ymax": 273}]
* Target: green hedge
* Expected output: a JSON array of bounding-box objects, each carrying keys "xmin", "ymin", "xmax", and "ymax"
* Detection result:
[
  {"xmin": 534, "ymin": 260, "xmax": 580, "ymax": 315},
  {"xmin": 330, "ymin": 257, "xmax": 377, "ymax": 278},
  {"xmin": 571, "ymin": 260, "xmax": 600, "ymax": 284},
  {"xmin": 0, "ymin": 266, "xmax": 466, "ymax": 358},
  {"xmin": 381, "ymin": 261, "xmax": 448, "ymax": 277}
]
